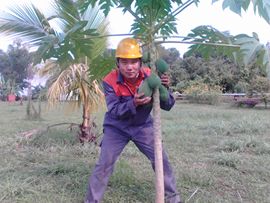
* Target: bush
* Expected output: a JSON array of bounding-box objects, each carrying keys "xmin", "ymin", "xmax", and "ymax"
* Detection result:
[
  {"xmin": 184, "ymin": 81, "xmax": 222, "ymax": 105},
  {"xmin": 175, "ymin": 81, "xmax": 188, "ymax": 93},
  {"xmin": 234, "ymin": 81, "xmax": 248, "ymax": 93}
]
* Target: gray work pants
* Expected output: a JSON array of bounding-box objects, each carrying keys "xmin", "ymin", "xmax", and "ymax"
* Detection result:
[{"xmin": 85, "ymin": 125, "xmax": 181, "ymax": 203}]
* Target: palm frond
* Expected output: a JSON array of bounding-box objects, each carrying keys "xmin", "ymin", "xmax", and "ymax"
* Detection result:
[
  {"xmin": 38, "ymin": 59, "xmax": 59, "ymax": 77},
  {"xmin": 0, "ymin": 2, "xmax": 55, "ymax": 47},
  {"xmin": 81, "ymin": 3, "xmax": 109, "ymax": 60},
  {"xmin": 47, "ymin": 63, "xmax": 105, "ymax": 112},
  {"xmin": 89, "ymin": 54, "xmax": 115, "ymax": 81},
  {"xmin": 52, "ymin": 0, "xmax": 81, "ymax": 30}
]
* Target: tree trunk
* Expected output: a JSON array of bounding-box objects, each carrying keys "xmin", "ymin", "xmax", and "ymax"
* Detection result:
[
  {"xmin": 26, "ymin": 80, "xmax": 40, "ymax": 119},
  {"xmin": 150, "ymin": 41, "xmax": 164, "ymax": 203},
  {"xmin": 79, "ymin": 81, "xmax": 96, "ymax": 143},
  {"xmin": 26, "ymin": 81, "xmax": 32, "ymax": 118}
]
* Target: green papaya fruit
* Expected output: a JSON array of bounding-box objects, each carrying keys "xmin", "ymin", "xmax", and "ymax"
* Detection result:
[
  {"xmin": 155, "ymin": 58, "xmax": 169, "ymax": 74},
  {"xmin": 142, "ymin": 52, "xmax": 150, "ymax": 63},
  {"xmin": 138, "ymin": 80, "xmax": 153, "ymax": 97},
  {"xmin": 159, "ymin": 85, "xmax": 169, "ymax": 102},
  {"xmin": 146, "ymin": 73, "xmax": 161, "ymax": 89}
]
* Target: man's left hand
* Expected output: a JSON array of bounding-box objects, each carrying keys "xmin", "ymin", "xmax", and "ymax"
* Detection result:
[
  {"xmin": 133, "ymin": 92, "xmax": 152, "ymax": 107},
  {"xmin": 160, "ymin": 73, "xmax": 170, "ymax": 88}
]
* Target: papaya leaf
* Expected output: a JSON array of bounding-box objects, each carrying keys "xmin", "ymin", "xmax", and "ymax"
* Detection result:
[
  {"xmin": 234, "ymin": 33, "xmax": 270, "ymax": 75},
  {"xmin": 184, "ymin": 25, "xmax": 238, "ymax": 60},
  {"xmin": 213, "ymin": 0, "xmax": 270, "ymax": 24}
]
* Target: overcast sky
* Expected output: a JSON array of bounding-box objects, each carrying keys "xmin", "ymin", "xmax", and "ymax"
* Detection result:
[{"xmin": 0, "ymin": 0, "xmax": 269, "ymax": 56}]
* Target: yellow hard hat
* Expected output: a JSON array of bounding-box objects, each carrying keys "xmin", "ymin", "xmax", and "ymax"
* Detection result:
[{"xmin": 115, "ymin": 38, "xmax": 142, "ymax": 58}]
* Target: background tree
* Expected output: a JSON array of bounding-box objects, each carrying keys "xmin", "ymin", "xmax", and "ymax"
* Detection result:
[
  {"xmin": 179, "ymin": 24, "xmax": 270, "ymax": 95},
  {"xmin": 165, "ymin": 45, "xmax": 269, "ymax": 96},
  {"xmin": 0, "ymin": 0, "xmax": 113, "ymax": 141},
  {"xmin": 184, "ymin": 26, "xmax": 270, "ymax": 78},
  {"xmin": 0, "ymin": 39, "xmax": 32, "ymax": 97},
  {"xmin": 169, "ymin": 54, "xmax": 240, "ymax": 92}
]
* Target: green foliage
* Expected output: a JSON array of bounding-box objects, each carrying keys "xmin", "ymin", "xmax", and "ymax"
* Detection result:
[
  {"xmin": 86, "ymin": 0, "xmax": 187, "ymax": 40},
  {"xmin": 89, "ymin": 50, "xmax": 115, "ymax": 81},
  {"xmin": 234, "ymin": 33, "xmax": 270, "ymax": 76},
  {"xmin": 236, "ymin": 62, "xmax": 270, "ymax": 95},
  {"xmin": 184, "ymin": 25, "xmax": 270, "ymax": 78},
  {"xmin": 0, "ymin": 40, "xmax": 32, "ymax": 95},
  {"xmin": 159, "ymin": 47, "xmax": 180, "ymax": 64},
  {"xmin": 249, "ymin": 75, "xmax": 270, "ymax": 94},
  {"xmin": 160, "ymin": 45, "xmax": 270, "ymax": 95},
  {"xmin": 0, "ymin": 0, "xmax": 107, "ymax": 66},
  {"xmin": 36, "ymin": 0, "xmax": 105, "ymax": 65},
  {"xmin": 184, "ymin": 25, "xmax": 239, "ymax": 61},
  {"xmin": 130, "ymin": 0, "xmax": 180, "ymax": 37},
  {"xmin": 212, "ymin": 0, "xmax": 270, "ymax": 24},
  {"xmin": 186, "ymin": 90, "xmax": 221, "ymax": 105},
  {"xmin": 78, "ymin": 0, "xmax": 118, "ymax": 16},
  {"xmin": 171, "ymin": 55, "xmax": 240, "ymax": 93},
  {"xmin": 234, "ymin": 81, "xmax": 249, "ymax": 93},
  {"xmin": 184, "ymin": 81, "xmax": 222, "ymax": 105},
  {"xmin": 0, "ymin": 3, "xmax": 53, "ymax": 48}
]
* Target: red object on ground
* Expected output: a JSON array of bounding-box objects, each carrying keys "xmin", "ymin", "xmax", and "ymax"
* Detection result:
[{"xmin": 7, "ymin": 94, "xmax": 16, "ymax": 102}]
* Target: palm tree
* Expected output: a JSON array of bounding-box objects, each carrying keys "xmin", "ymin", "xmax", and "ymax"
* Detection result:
[
  {"xmin": 40, "ymin": 61, "xmax": 106, "ymax": 142},
  {"xmin": 0, "ymin": 0, "xmax": 111, "ymax": 141}
]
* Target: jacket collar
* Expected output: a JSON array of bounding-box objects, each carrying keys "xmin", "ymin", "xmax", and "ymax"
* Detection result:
[{"xmin": 116, "ymin": 69, "xmax": 147, "ymax": 84}]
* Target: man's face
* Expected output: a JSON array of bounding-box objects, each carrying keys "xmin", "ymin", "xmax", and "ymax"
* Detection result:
[{"xmin": 118, "ymin": 58, "xmax": 141, "ymax": 80}]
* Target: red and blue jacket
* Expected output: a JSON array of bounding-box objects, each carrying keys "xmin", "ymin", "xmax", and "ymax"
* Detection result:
[{"xmin": 102, "ymin": 67, "xmax": 175, "ymax": 128}]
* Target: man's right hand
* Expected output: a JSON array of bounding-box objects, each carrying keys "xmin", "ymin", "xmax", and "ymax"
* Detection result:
[{"xmin": 133, "ymin": 92, "xmax": 152, "ymax": 107}]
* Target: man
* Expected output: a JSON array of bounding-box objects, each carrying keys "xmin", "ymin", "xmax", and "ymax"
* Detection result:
[{"xmin": 85, "ymin": 38, "xmax": 181, "ymax": 203}]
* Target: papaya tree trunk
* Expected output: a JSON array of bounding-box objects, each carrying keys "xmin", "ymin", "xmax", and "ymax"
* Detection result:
[{"xmin": 150, "ymin": 41, "xmax": 164, "ymax": 203}]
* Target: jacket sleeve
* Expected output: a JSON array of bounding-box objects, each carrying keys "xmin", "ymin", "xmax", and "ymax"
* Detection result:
[
  {"xmin": 103, "ymin": 81, "xmax": 137, "ymax": 119},
  {"xmin": 160, "ymin": 91, "xmax": 175, "ymax": 111}
]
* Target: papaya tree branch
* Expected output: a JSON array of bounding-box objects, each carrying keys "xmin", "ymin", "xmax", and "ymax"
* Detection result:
[
  {"xmin": 154, "ymin": 0, "xmax": 195, "ymax": 34},
  {"xmin": 155, "ymin": 40, "xmax": 240, "ymax": 48},
  {"xmin": 170, "ymin": 0, "xmax": 196, "ymax": 17},
  {"xmin": 116, "ymin": 0, "xmax": 149, "ymax": 30}
]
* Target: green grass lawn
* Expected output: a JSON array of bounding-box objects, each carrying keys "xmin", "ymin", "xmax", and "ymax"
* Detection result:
[{"xmin": 0, "ymin": 101, "xmax": 270, "ymax": 203}]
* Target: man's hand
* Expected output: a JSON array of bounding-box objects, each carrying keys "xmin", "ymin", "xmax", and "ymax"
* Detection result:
[
  {"xmin": 133, "ymin": 92, "xmax": 152, "ymax": 107},
  {"xmin": 160, "ymin": 73, "xmax": 170, "ymax": 88}
]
